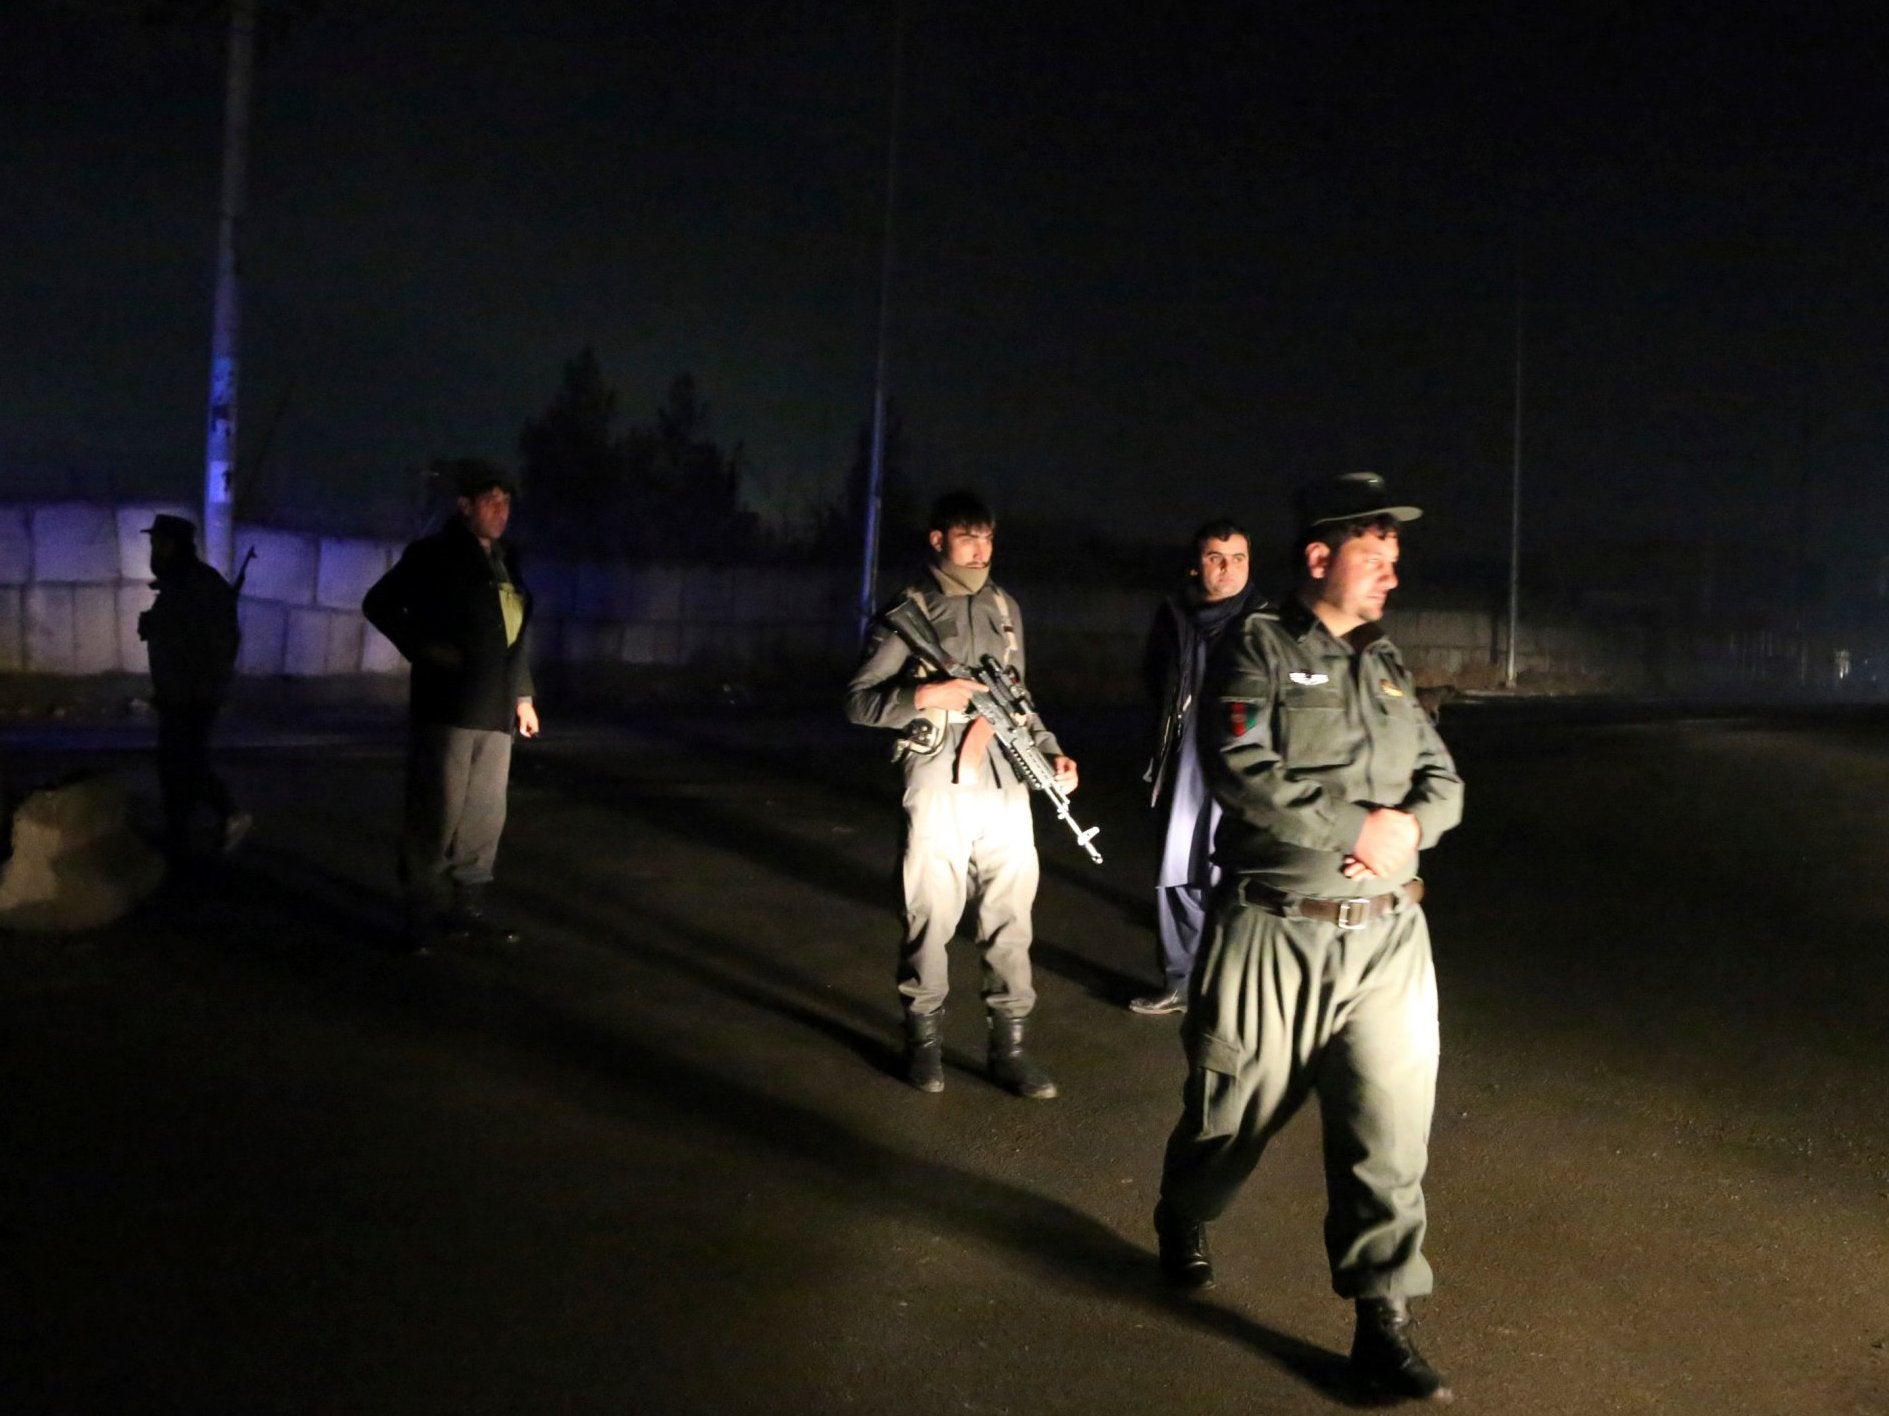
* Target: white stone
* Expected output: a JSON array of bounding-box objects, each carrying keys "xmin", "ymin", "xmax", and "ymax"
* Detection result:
[
  {"xmin": 0, "ymin": 775, "xmax": 164, "ymax": 932},
  {"xmin": 30, "ymin": 503, "xmax": 120, "ymax": 583},
  {"xmin": 315, "ymin": 537, "xmax": 392, "ymax": 611},
  {"xmin": 234, "ymin": 526, "xmax": 320, "ymax": 606}
]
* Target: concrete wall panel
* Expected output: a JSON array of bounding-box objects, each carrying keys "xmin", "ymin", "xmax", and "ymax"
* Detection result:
[
  {"xmin": 324, "ymin": 612, "xmax": 366, "ymax": 673},
  {"xmin": 72, "ymin": 585, "xmax": 120, "ymax": 674},
  {"xmin": 361, "ymin": 624, "xmax": 404, "ymax": 674},
  {"xmin": 237, "ymin": 600, "xmax": 288, "ymax": 676},
  {"xmin": 0, "ymin": 507, "xmax": 33, "ymax": 584},
  {"xmin": 284, "ymin": 608, "xmax": 332, "ymax": 676},
  {"xmin": 316, "ymin": 538, "xmax": 393, "ymax": 610},
  {"xmin": 618, "ymin": 623, "xmax": 656, "ymax": 665},
  {"xmin": 113, "ymin": 504, "xmax": 195, "ymax": 580},
  {"xmin": 116, "ymin": 583, "xmax": 157, "ymax": 673},
  {"xmin": 0, "ymin": 586, "xmax": 22, "ymax": 670},
  {"xmin": 25, "ymin": 585, "xmax": 75, "ymax": 671},
  {"xmin": 31, "ymin": 504, "xmax": 120, "ymax": 583},
  {"xmin": 526, "ymin": 558, "xmax": 575, "ymax": 620},
  {"xmin": 679, "ymin": 567, "xmax": 730, "ymax": 621},
  {"xmin": 237, "ymin": 528, "xmax": 320, "ymax": 605}
]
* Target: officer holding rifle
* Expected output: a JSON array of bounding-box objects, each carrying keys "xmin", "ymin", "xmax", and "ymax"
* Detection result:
[{"xmin": 845, "ymin": 491, "xmax": 1080, "ymax": 1099}]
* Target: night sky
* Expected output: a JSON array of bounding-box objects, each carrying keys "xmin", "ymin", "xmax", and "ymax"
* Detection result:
[{"xmin": 3, "ymin": 1, "xmax": 1885, "ymax": 573}]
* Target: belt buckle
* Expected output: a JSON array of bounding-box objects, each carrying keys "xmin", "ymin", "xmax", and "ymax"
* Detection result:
[{"xmin": 1334, "ymin": 897, "xmax": 1372, "ymax": 930}]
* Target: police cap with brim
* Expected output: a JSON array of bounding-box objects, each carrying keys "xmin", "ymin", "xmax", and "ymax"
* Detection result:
[
  {"xmin": 1295, "ymin": 471, "xmax": 1422, "ymax": 529},
  {"xmin": 141, "ymin": 513, "xmax": 198, "ymax": 544}
]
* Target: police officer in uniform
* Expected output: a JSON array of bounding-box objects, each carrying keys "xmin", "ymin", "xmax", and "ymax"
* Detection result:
[
  {"xmin": 845, "ymin": 491, "xmax": 1079, "ymax": 1098},
  {"xmin": 137, "ymin": 514, "xmax": 249, "ymax": 864},
  {"xmin": 1152, "ymin": 473, "xmax": 1464, "ymax": 1402}
]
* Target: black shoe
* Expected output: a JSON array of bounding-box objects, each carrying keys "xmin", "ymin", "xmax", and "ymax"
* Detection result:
[
  {"xmin": 904, "ymin": 1009, "xmax": 945, "ymax": 1092},
  {"xmin": 1153, "ymin": 1199, "xmax": 1214, "ymax": 1289},
  {"xmin": 1351, "ymin": 1297, "xmax": 1452, "ymax": 1403},
  {"xmin": 447, "ymin": 890, "xmax": 522, "ymax": 946},
  {"xmin": 986, "ymin": 1013, "xmax": 1057, "ymax": 1099}
]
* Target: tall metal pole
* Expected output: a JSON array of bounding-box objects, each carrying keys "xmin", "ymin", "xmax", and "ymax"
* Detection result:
[
  {"xmin": 202, "ymin": 0, "xmax": 257, "ymax": 577},
  {"xmin": 856, "ymin": 0, "xmax": 906, "ymax": 640},
  {"xmin": 1504, "ymin": 245, "xmax": 1523, "ymax": 688}
]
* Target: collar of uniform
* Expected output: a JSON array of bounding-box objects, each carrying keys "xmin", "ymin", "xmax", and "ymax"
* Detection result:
[{"xmin": 1281, "ymin": 592, "xmax": 1389, "ymax": 653}]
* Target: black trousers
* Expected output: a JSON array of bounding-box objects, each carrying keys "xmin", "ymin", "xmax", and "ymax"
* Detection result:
[{"xmin": 157, "ymin": 702, "xmax": 233, "ymax": 854}]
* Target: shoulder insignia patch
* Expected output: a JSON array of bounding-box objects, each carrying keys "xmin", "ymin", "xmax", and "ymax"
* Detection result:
[
  {"xmin": 1226, "ymin": 700, "xmax": 1260, "ymax": 736},
  {"xmin": 1379, "ymin": 679, "xmax": 1404, "ymax": 698}
]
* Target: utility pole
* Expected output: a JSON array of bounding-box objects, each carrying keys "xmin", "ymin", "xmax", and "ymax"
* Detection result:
[
  {"xmin": 1505, "ymin": 246, "xmax": 1524, "ymax": 688},
  {"xmin": 856, "ymin": 0, "xmax": 906, "ymax": 640},
  {"xmin": 202, "ymin": 0, "xmax": 257, "ymax": 576}
]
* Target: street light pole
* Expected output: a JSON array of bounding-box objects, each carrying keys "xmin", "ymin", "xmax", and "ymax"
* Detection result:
[
  {"xmin": 1505, "ymin": 250, "xmax": 1524, "ymax": 688},
  {"xmin": 202, "ymin": 0, "xmax": 257, "ymax": 577},
  {"xmin": 856, "ymin": 0, "xmax": 906, "ymax": 640}
]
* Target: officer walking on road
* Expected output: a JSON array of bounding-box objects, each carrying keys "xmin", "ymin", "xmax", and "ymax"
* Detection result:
[
  {"xmin": 363, "ymin": 467, "xmax": 539, "ymax": 953},
  {"xmin": 845, "ymin": 491, "xmax": 1078, "ymax": 1099},
  {"xmin": 138, "ymin": 514, "xmax": 249, "ymax": 866},
  {"xmin": 1131, "ymin": 519, "xmax": 1266, "ymax": 1016},
  {"xmin": 1152, "ymin": 472, "xmax": 1464, "ymax": 1402}
]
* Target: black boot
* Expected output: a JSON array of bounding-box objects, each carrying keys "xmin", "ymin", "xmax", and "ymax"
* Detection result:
[
  {"xmin": 447, "ymin": 886, "xmax": 522, "ymax": 946},
  {"xmin": 904, "ymin": 1009, "xmax": 945, "ymax": 1093},
  {"xmin": 1351, "ymin": 1296, "xmax": 1452, "ymax": 1403},
  {"xmin": 986, "ymin": 1013, "xmax": 1057, "ymax": 1099},
  {"xmin": 1153, "ymin": 1199, "xmax": 1214, "ymax": 1289}
]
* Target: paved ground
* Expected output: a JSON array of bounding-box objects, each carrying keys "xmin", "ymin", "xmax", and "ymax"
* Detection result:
[{"xmin": 1, "ymin": 702, "xmax": 1886, "ymax": 1415}]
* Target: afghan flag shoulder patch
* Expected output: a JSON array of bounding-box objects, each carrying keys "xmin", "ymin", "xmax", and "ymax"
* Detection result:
[{"xmin": 1226, "ymin": 699, "xmax": 1261, "ymax": 737}]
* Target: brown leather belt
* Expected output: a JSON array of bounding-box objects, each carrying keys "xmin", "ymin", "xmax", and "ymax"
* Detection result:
[{"xmin": 1233, "ymin": 876, "xmax": 1424, "ymax": 929}]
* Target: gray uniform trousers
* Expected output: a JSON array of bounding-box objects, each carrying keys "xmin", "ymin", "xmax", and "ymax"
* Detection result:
[
  {"xmin": 400, "ymin": 723, "xmax": 513, "ymax": 912},
  {"xmin": 1159, "ymin": 893, "xmax": 1440, "ymax": 1300},
  {"xmin": 899, "ymin": 781, "xmax": 1039, "ymax": 1018}
]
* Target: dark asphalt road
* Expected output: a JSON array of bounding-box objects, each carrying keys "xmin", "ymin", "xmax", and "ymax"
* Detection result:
[{"xmin": 1, "ymin": 703, "xmax": 1885, "ymax": 1415}]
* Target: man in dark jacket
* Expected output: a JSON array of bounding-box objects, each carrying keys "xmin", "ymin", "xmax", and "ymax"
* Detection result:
[
  {"xmin": 1132, "ymin": 519, "xmax": 1264, "ymax": 1015},
  {"xmin": 138, "ymin": 514, "xmax": 247, "ymax": 863},
  {"xmin": 363, "ymin": 470, "xmax": 539, "ymax": 951}
]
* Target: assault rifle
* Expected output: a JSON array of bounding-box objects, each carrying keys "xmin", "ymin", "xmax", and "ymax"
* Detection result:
[{"xmin": 880, "ymin": 595, "xmax": 1103, "ymax": 864}]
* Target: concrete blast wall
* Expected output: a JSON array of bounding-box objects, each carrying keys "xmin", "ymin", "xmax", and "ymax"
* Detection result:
[{"xmin": 0, "ymin": 500, "xmax": 1651, "ymax": 698}]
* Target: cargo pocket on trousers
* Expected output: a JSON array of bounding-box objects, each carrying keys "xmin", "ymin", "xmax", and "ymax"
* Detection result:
[{"xmin": 1191, "ymin": 1030, "xmax": 1248, "ymax": 1140}]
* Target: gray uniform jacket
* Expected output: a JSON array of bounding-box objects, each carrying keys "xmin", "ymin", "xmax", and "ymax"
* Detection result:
[
  {"xmin": 1204, "ymin": 594, "xmax": 1463, "ymax": 898},
  {"xmin": 845, "ymin": 570, "xmax": 1064, "ymax": 791}
]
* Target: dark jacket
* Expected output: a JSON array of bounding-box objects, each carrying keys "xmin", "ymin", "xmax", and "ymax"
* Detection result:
[
  {"xmin": 140, "ymin": 555, "xmax": 240, "ymax": 706},
  {"xmin": 363, "ymin": 519, "xmax": 535, "ymax": 731},
  {"xmin": 1143, "ymin": 582, "xmax": 1265, "ymax": 805}
]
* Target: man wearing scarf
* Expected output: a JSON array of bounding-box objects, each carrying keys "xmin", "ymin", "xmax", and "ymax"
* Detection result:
[
  {"xmin": 846, "ymin": 491, "xmax": 1079, "ymax": 1099},
  {"xmin": 1131, "ymin": 520, "xmax": 1264, "ymax": 1015}
]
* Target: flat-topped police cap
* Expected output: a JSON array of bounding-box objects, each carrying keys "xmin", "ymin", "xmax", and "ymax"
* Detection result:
[
  {"xmin": 1294, "ymin": 471, "xmax": 1423, "ymax": 529},
  {"xmin": 141, "ymin": 514, "xmax": 198, "ymax": 543}
]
